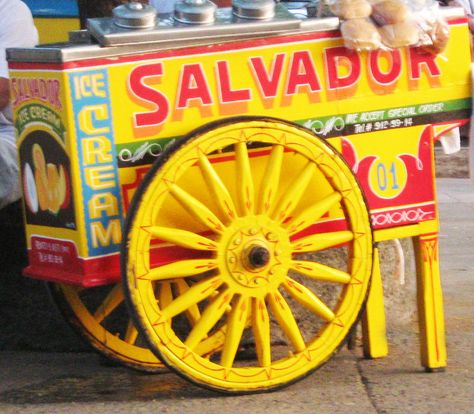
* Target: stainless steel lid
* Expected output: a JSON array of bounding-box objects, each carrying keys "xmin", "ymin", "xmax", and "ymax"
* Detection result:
[
  {"xmin": 113, "ymin": 2, "xmax": 157, "ymax": 29},
  {"xmin": 174, "ymin": 0, "xmax": 217, "ymax": 24},
  {"xmin": 232, "ymin": 0, "xmax": 275, "ymax": 20}
]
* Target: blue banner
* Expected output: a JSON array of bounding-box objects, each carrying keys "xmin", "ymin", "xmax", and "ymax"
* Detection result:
[
  {"xmin": 22, "ymin": 0, "xmax": 78, "ymax": 18},
  {"xmin": 69, "ymin": 69, "xmax": 124, "ymax": 257}
]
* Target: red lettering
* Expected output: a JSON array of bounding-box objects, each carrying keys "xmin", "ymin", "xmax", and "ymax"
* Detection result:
[
  {"xmin": 286, "ymin": 51, "xmax": 321, "ymax": 95},
  {"xmin": 217, "ymin": 60, "xmax": 251, "ymax": 103},
  {"xmin": 369, "ymin": 49, "xmax": 402, "ymax": 85},
  {"xmin": 10, "ymin": 78, "xmax": 62, "ymax": 110},
  {"xmin": 129, "ymin": 63, "xmax": 169, "ymax": 127},
  {"xmin": 177, "ymin": 63, "xmax": 213, "ymax": 108},
  {"xmin": 249, "ymin": 54, "xmax": 285, "ymax": 98},
  {"xmin": 10, "ymin": 78, "xmax": 19, "ymax": 106},
  {"xmin": 324, "ymin": 47, "xmax": 360, "ymax": 89},
  {"xmin": 408, "ymin": 47, "xmax": 441, "ymax": 79}
]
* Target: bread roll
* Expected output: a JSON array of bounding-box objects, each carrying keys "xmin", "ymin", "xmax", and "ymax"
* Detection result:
[
  {"xmin": 371, "ymin": 0, "xmax": 410, "ymax": 25},
  {"xmin": 379, "ymin": 21, "xmax": 420, "ymax": 48},
  {"xmin": 341, "ymin": 18, "xmax": 382, "ymax": 51},
  {"xmin": 331, "ymin": 0, "xmax": 372, "ymax": 20},
  {"xmin": 422, "ymin": 20, "xmax": 450, "ymax": 55}
]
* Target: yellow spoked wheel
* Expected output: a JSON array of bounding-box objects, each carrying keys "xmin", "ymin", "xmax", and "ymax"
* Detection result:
[
  {"xmin": 48, "ymin": 282, "xmax": 226, "ymax": 372},
  {"xmin": 123, "ymin": 118, "xmax": 373, "ymax": 392}
]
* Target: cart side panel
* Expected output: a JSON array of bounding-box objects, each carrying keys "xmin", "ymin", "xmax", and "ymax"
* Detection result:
[
  {"xmin": 11, "ymin": 68, "xmax": 88, "ymax": 283},
  {"xmin": 105, "ymin": 19, "xmax": 471, "ymax": 231},
  {"xmin": 10, "ymin": 16, "xmax": 472, "ymax": 286}
]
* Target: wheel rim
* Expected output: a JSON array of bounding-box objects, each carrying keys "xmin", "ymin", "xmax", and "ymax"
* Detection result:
[
  {"xmin": 123, "ymin": 118, "xmax": 373, "ymax": 392},
  {"xmin": 49, "ymin": 282, "xmax": 226, "ymax": 372},
  {"xmin": 49, "ymin": 282, "xmax": 163, "ymax": 371}
]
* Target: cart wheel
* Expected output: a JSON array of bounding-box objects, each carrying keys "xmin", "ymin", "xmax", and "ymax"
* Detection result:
[
  {"xmin": 123, "ymin": 117, "xmax": 373, "ymax": 392},
  {"xmin": 48, "ymin": 282, "xmax": 226, "ymax": 372}
]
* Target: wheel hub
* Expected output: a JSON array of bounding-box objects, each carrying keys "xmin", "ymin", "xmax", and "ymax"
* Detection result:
[{"xmin": 218, "ymin": 216, "xmax": 291, "ymax": 293}]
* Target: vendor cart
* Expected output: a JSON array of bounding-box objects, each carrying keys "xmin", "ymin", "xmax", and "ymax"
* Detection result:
[{"xmin": 7, "ymin": 1, "xmax": 472, "ymax": 393}]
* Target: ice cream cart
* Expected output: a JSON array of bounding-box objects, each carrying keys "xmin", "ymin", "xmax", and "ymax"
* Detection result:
[{"xmin": 7, "ymin": 0, "xmax": 472, "ymax": 393}]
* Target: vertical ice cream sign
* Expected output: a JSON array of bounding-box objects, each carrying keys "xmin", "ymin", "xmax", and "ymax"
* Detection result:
[{"xmin": 69, "ymin": 69, "xmax": 123, "ymax": 256}]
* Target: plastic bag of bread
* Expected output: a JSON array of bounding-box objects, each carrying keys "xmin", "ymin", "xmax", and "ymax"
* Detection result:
[
  {"xmin": 329, "ymin": 0, "xmax": 372, "ymax": 20},
  {"xmin": 371, "ymin": 0, "xmax": 411, "ymax": 26},
  {"xmin": 369, "ymin": 0, "xmax": 422, "ymax": 48},
  {"xmin": 378, "ymin": 19, "xmax": 421, "ymax": 48},
  {"xmin": 340, "ymin": 18, "xmax": 383, "ymax": 51},
  {"xmin": 410, "ymin": 0, "xmax": 450, "ymax": 54},
  {"xmin": 420, "ymin": 18, "xmax": 450, "ymax": 54},
  {"xmin": 370, "ymin": 0, "xmax": 449, "ymax": 52}
]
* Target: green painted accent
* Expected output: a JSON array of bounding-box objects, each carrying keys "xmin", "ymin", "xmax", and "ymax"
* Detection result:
[
  {"xmin": 297, "ymin": 98, "xmax": 471, "ymax": 130},
  {"xmin": 15, "ymin": 103, "xmax": 66, "ymax": 141},
  {"xmin": 113, "ymin": 98, "xmax": 471, "ymax": 156},
  {"xmin": 115, "ymin": 136, "xmax": 179, "ymax": 154}
]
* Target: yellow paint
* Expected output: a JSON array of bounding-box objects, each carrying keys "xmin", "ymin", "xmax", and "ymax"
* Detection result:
[
  {"xmin": 34, "ymin": 17, "xmax": 80, "ymax": 44},
  {"xmin": 362, "ymin": 247, "xmax": 389, "ymax": 359},
  {"xmin": 124, "ymin": 119, "xmax": 373, "ymax": 392},
  {"xmin": 107, "ymin": 23, "xmax": 472, "ymax": 145},
  {"xmin": 414, "ymin": 234, "xmax": 447, "ymax": 369},
  {"xmin": 374, "ymin": 219, "xmax": 438, "ymax": 242},
  {"xmin": 11, "ymin": 20, "xmax": 472, "ymax": 387},
  {"xmin": 78, "ymin": 105, "xmax": 110, "ymax": 135}
]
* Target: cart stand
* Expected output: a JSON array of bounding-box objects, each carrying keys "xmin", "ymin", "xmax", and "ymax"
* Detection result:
[
  {"xmin": 8, "ymin": 5, "xmax": 471, "ymax": 386},
  {"xmin": 362, "ymin": 222, "xmax": 447, "ymax": 370},
  {"xmin": 363, "ymin": 230, "xmax": 447, "ymax": 370}
]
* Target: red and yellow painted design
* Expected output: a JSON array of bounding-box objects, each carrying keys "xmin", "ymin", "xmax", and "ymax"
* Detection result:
[{"xmin": 10, "ymin": 16, "xmax": 472, "ymax": 286}]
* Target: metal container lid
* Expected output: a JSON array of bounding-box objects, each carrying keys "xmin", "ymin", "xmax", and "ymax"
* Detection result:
[
  {"xmin": 232, "ymin": 0, "xmax": 275, "ymax": 20},
  {"xmin": 174, "ymin": 0, "xmax": 217, "ymax": 25},
  {"xmin": 113, "ymin": 2, "xmax": 157, "ymax": 29}
]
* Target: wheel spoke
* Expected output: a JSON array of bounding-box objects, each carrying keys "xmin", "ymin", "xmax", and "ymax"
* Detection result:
[
  {"xmin": 184, "ymin": 289, "xmax": 233, "ymax": 350},
  {"xmin": 124, "ymin": 320, "xmax": 139, "ymax": 344},
  {"xmin": 271, "ymin": 161, "xmax": 316, "ymax": 223},
  {"xmin": 158, "ymin": 276, "xmax": 223, "ymax": 322},
  {"xmin": 283, "ymin": 278, "xmax": 335, "ymax": 322},
  {"xmin": 290, "ymin": 260, "xmax": 351, "ymax": 284},
  {"xmin": 139, "ymin": 259, "xmax": 218, "ymax": 281},
  {"xmin": 257, "ymin": 144, "xmax": 284, "ymax": 214},
  {"xmin": 235, "ymin": 141, "xmax": 255, "ymax": 215},
  {"xmin": 292, "ymin": 230, "xmax": 354, "ymax": 253},
  {"xmin": 220, "ymin": 296, "xmax": 250, "ymax": 368},
  {"xmin": 144, "ymin": 226, "xmax": 217, "ymax": 251},
  {"xmin": 252, "ymin": 297, "xmax": 272, "ymax": 367},
  {"xmin": 267, "ymin": 291, "xmax": 306, "ymax": 353},
  {"xmin": 93, "ymin": 284, "xmax": 124, "ymax": 323},
  {"xmin": 286, "ymin": 192, "xmax": 342, "ymax": 236},
  {"xmin": 198, "ymin": 152, "xmax": 237, "ymax": 221},
  {"xmin": 158, "ymin": 281, "xmax": 173, "ymax": 307},
  {"xmin": 168, "ymin": 183, "xmax": 225, "ymax": 233},
  {"xmin": 175, "ymin": 279, "xmax": 201, "ymax": 325}
]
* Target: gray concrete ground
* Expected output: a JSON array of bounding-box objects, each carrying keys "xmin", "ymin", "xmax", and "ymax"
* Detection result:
[{"xmin": 0, "ymin": 177, "xmax": 472, "ymax": 413}]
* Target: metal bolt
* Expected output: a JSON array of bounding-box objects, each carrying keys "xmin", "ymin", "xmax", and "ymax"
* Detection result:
[
  {"xmin": 228, "ymin": 257, "xmax": 236, "ymax": 264},
  {"xmin": 266, "ymin": 232, "xmax": 278, "ymax": 241},
  {"xmin": 233, "ymin": 238, "xmax": 242, "ymax": 245},
  {"xmin": 128, "ymin": 2, "xmax": 145, "ymax": 10},
  {"xmin": 249, "ymin": 228, "xmax": 258, "ymax": 235}
]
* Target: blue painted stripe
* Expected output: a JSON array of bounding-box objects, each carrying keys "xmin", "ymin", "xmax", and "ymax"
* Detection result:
[
  {"xmin": 22, "ymin": 0, "xmax": 79, "ymax": 18},
  {"xmin": 69, "ymin": 70, "xmax": 124, "ymax": 257}
]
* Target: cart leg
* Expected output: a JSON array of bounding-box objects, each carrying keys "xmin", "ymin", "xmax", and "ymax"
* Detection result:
[
  {"xmin": 413, "ymin": 233, "xmax": 447, "ymax": 371},
  {"xmin": 362, "ymin": 246, "xmax": 389, "ymax": 359}
]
